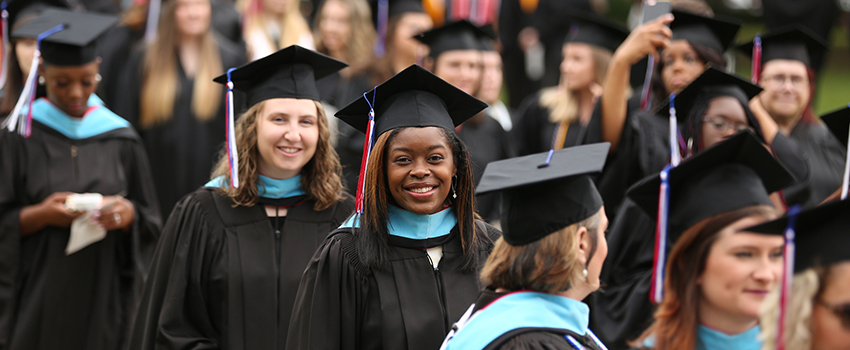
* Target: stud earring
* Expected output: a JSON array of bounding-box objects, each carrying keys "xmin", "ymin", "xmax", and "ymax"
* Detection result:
[
  {"xmin": 95, "ymin": 74, "xmax": 102, "ymax": 82},
  {"xmin": 38, "ymin": 76, "xmax": 45, "ymax": 85}
]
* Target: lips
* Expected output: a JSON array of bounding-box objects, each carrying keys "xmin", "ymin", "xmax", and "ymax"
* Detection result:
[
  {"xmin": 277, "ymin": 146, "xmax": 302, "ymax": 156},
  {"xmin": 404, "ymin": 183, "xmax": 438, "ymax": 197},
  {"xmin": 744, "ymin": 289, "xmax": 770, "ymax": 297}
]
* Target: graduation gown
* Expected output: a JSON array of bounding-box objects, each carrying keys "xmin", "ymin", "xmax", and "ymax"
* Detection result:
[
  {"xmin": 286, "ymin": 220, "xmax": 501, "ymax": 350},
  {"xmin": 442, "ymin": 290, "xmax": 603, "ymax": 350},
  {"xmin": 113, "ymin": 38, "xmax": 246, "ymax": 220},
  {"xmin": 457, "ymin": 116, "xmax": 516, "ymax": 222},
  {"xmin": 128, "ymin": 187, "xmax": 355, "ymax": 350},
  {"xmin": 0, "ymin": 101, "xmax": 161, "ymax": 350},
  {"xmin": 513, "ymin": 92, "xmax": 603, "ymax": 156},
  {"xmin": 783, "ymin": 120, "xmax": 846, "ymax": 208}
]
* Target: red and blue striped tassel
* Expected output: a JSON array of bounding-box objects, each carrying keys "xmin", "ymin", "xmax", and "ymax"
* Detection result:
[
  {"xmin": 776, "ymin": 205, "xmax": 800, "ymax": 350},
  {"xmin": 752, "ymin": 35, "xmax": 762, "ymax": 84},
  {"xmin": 650, "ymin": 165, "xmax": 671, "ymax": 304},
  {"xmin": 355, "ymin": 90, "xmax": 378, "ymax": 214},
  {"xmin": 225, "ymin": 67, "xmax": 239, "ymax": 188}
]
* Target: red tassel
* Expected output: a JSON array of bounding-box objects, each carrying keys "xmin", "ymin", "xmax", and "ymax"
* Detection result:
[
  {"xmin": 752, "ymin": 35, "xmax": 762, "ymax": 84},
  {"xmin": 354, "ymin": 110, "xmax": 375, "ymax": 214}
]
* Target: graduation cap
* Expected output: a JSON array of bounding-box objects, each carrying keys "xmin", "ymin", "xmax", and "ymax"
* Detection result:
[
  {"xmin": 747, "ymin": 199, "xmax": 850, "ymax": 273},
  {"xmin": 476, "ymin": 143, "xmax": 610, "ymax": 245},
  {"xmin": 821, "ymin": 105, "xmax": 850, "ymax": 147},
  {"xmin": 565, "ymin": 10, "xmax": 629, "ymax": 53},
  {"xmin": 738, "ymin": 25, "xmax": 828, "ymax": 69},
  {"xmin": 210, "ymin": 45, "xmax": 347, "ymax": 189},
  {"xmin": 478, "ymin": 24, "xmax": 497, "ymax": 51},
  {"xmin": 414, "ymin": 20, "xmax": 493, "ymax": 58},
  {"xmin": 669, "ymin": 10, "xmax": 742, "ymax": 55},
  {"xmin": 213, "ymin": 45, "xmax": 348, "ymax": 107},
  {"xmin": 11, "ymin": 8, "xmax": 117, "ymax": 66},
  {"xmin": 627, "ymin": 131, "xmax": 793, "ymax": 240},
  {"xmin": 336, "ymin": 64, "xmax": 487, "ymax": 214},
  {"xmin": 388, "ymin": 0, "xmax": 423, "ymax": 18},
  {"xmin": 336, "ymin": 64, "xmax": 487, "ymax": 136},
  {"xmin": 659, "ymin": 67, "xmax": 763, "ymax": 122}
]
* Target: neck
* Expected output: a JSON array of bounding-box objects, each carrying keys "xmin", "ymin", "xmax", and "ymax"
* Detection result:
[
  {"xmin": 576, "ymin": 87, "xmax": 596, "ymax": 125},
  {"xmin": 698, "ymin": 302, "xmax": 759, "ymax": 335},
  {"xmin": 775, "ymin": 114, "xmax": 802, "ymax": 136},
  {"xmin": 559, "ymin": 283, "xmax": 592, "ymax": 302},
  {"xmin": 179, "ymin": 39, "xmax": 203, "ymax": 78}
]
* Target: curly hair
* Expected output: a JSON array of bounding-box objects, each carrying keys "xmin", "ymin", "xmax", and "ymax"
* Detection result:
[
  {"xmin": 355, "ymin": 127, "xmax": 491, "ymax": 271},
  {"xmin": 212, "ymin": 100, "xmax": 345, "ymax": 211},
  {"xmin": 759, "ymin": 268, "xmax": 822, "ymax": 350}
]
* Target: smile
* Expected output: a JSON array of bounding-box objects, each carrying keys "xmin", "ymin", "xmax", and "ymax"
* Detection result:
[
  {"xmin": 410, "ymin": 187, "xmax": 434, "ymax": 193},
  {"xmin": 277, "ymin": 146, "xmax": 302, "ymax": 155}
]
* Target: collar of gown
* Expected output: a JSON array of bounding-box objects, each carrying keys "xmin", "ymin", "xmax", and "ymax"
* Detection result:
[
  {"xmin": 206, "ymin": 174, "xmax": 306, "ymax": 199},
  {"xmin": 338, "ymin": 205, "xmax": 457, "ymax": 241},
  {"xmin": 696, "ymin": 324, "xmax": 762, "ymax": 350},
  {"xmin": 29, "ymin": 95, "xmax": 129, "ymax": 140}
]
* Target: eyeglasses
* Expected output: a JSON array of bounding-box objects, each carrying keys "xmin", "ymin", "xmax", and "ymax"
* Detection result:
[
  {"xmin": 761, "ymin": 74, "xmax": 809, "ymax": 88},
  {"xmin": 818, "ymin": 299, "xmax": 850, "ymax": 330},
  {"xmin": 702, "ymin": 116, "xmax": 754, "ymax": 135}
]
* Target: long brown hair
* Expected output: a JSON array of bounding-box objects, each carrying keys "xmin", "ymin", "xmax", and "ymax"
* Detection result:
[
  {"xmin": 313, "ymin": 0, "xmax": 375, "ymax": 76},
  {"xmin": 239, "ymin": 0, "xmax": 311, "ymax": 53},
  {"xmin": 355, "ymin": 127, "xmax": 491, "ymax": 271},
  {"xmin": 139, "ymin": 0, "xmax": 223, "ymax": 129},
  {"xmin": 212, "ymin": 100, "xmax": 345, "ymax": 211},
  {"xmin": 634, "ymin": 205, "xmax": 777, "ymax": 349}
]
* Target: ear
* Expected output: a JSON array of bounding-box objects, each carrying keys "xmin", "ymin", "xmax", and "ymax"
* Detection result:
[{"xmin": 575, "ymin": 226, "xmax": 590, "ymax": 267}]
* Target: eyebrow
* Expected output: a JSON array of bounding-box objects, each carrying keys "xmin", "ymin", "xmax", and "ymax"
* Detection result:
[{"xmin": 391, "ymin": 144, "xmax": 448, "ymax": 152}]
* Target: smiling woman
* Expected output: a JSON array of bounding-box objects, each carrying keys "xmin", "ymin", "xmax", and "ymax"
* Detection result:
[{"xmin": 287, "ymin": 65, "xmax": 502, "ymax": 350}]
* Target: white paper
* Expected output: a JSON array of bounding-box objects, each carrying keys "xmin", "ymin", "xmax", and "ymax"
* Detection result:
[{"xmin": 66, "ymin": 212, "xmax": 106, "ymax": 255}]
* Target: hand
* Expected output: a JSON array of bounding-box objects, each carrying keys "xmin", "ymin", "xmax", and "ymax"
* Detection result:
[
  {"xmin": 38, "ymin": 192, "xmax": 85, "ymax": 228},
  {"xmin": 91, "ymin": 196, "xmax": 135, "ymax": 232},
  {"xmin": 613, "ymin": 14, "xmax": 673, "ymax": 65},
  {"xmin": 517, "ymin": 27, "xmax": 540, "ymax": 52}
]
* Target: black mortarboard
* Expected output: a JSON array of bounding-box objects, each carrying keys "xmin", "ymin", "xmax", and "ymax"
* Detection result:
[
  {"xmin": 660, "ymin": 67, "xmax": 763, "ymax": 120},
  {"xmin": 821, "ymin": 105, "xmax": 850, "ymax": 146},
  {"xmin": 669, "ymin": 10, "xmax": 741, "ymax": 54},
  {"xmin": 388, "ymin": 0, "xmax": 423, "ymax": 18},
  {"xmin": 737, "ymin": 25, "xmax": 828, "ymax": 69},
  {"xmin": 746, "ymin": 199, "xmax": 850, "ymax": 273},
  {"xmin": 11, "ymin": 8, "xmax": 117, "ymax": 66},
  {"xmin": 627, "ymin": 131, "xmax": 794, "ymax": 240},
  {"xmin": 476, "ymin": 143, "xmax": 609, "ymax": 245},
  {"xmin": 414, "ymin": 20, "xmax": 492, "ymax": 58},
  {"xmin": 565, "ymin": 10, "xmax": 629, "ymax": 53},
  {"xmin": 212, "ymin": 45, "xmax": 348, "ymax": 107},
  {"xmin": 478, "ymin": 24, "xmax": 497, "ymax": 51},
  {"xmin": 4, "ymin": 0, "xmax": 67, "ymax": 29},
  {"xmin": 335, "ymin": 64, "xmax": 487, "ymax": 136}
]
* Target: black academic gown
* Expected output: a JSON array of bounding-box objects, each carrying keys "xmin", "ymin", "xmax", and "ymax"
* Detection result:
[
  {"xmin": 114, "ymin": 39, "xmax": 246, "ymax": 220},
  {"xmin": 286, "ymin": 222, "xmax": 501, "ymax": 350},
  {"xmin": 457, "ymin": 117, "xmax": 516, "ymax": 222},
  {"xmin": 128, "ymin": 187, "xmax": 354, "ymax": 350},
  {"xmin": 316, "ymin": 71, "xmax": 374, "ymax": 110},
  {"xmin": 0, "ymin": 122, "xmax": 161, "ymax": 350},
  {"xmin": 783, "ymin": 121, "xmax": 846, "ymax": 208},
  {"xmin": 513, "ymin": 92, "xmax": 604, "ymax": 156}
]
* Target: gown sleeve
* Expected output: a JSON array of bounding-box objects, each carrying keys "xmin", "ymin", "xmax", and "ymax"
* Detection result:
[
  {"xmin": 127, "ymin": 191, "xmax": 226, "ymax": 350},
  {"xmin": 0, "ymin": 132, "xmax": 22, "ymax": 349},
  {"xmin": 121, "ymin": 137, "xmax": 163, "ymax": 282},
  {"xmin": 770, "ymin": 132, "xmax": 810, "ymax": 188},
  {"xmin": 286, "ymin": 230, "xmax": 371, "ymax": 350}
]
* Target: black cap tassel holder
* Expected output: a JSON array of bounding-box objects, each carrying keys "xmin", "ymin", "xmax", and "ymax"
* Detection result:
[
  {"xmin": 3, "ymin": 23, "xmax": 65, "ymax": 138},
  {"xmin": 224, "ymin": 67, "xmax": 239, "ymax": 188},
  {"xmin": 0, "ymin": 2, "xmax": 9, "ymax": 90}
]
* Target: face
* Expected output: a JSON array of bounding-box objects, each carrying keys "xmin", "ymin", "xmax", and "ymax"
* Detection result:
[
  {"xmin": 386, "ymin": 127, "xmax": 457, "ymax": 215},
  {"xmin": 584, "ymin": 208, "xmax": 609, "ymax": 291},
  {"xmin": 174, "ymin": 0, "xmax": 211, "ymax": 38},
  {"xmin": 698, "ymin": 216, "xmax": 784, "ymax": 324},
  {"xmin": 434, "ymin": 50, "xmax": 482, "ymax": 95},
  {"xmin": 661, "ymin": 40, "xmax": 706, "ymax": 95},
  {"xmin": 811, "ymin": 262, "xmax": 850, "ymax": 350},
  {"xmin": 700, "ymin": 96, "xmax": 753, "ymax": 149},
  {"xmin": 318, "ymin": 0, "xmax": 350, "ymax": 53},
  {"xmin": 561, "ymin": 42, "xmax": 596, "ymax": 92},
  {"xmin": 256, "ymin": 98, "xmax": 320, "ymax": 179},
  {"xmin": 263, "ymin": 0, "xmax": 290, "ymax": 15},
  {"xmin": 757, "ymin": 60, "xmax": 811, "ymax": 124},
  {"xmin": 392, "ymin": 12, "xmax": 433, "ymax": 60},
  {"xmin": 41, "ymin": 61, "xmax": 100, "ymax": 118},
  {"xmin": 15, "ymin": 38, "xmax": 37, "ymax": 78},
  {"xmin": 477, "ymin": 51, "xmax": 503, "ymax": 104}
]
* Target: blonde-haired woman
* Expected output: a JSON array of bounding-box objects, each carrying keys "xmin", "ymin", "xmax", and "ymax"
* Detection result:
[
  {"xmin": 128, "ymin": 46, "xmax": 354, "ymax": 349},
  {"xmin": 240, "ymin": 0, "xmax": 314, "ymax": 61},
  {"xmin": 115, "ymin": 0, "xmax": 246, "ymax": 219},
  {"xmin": 753, "ymin": 199, "xmax": 850, "ymax": 350},
  {"xmin": 514, "ymin": 11, "xmax": 627, "ymax": 155},
  {"xmin": 440, "ymin": 144, "xmax": 611, "ymax": 350}
]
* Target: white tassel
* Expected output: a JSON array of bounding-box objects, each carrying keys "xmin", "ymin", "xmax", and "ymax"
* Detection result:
[{"xmin": 3, "ymin": 50, "xmax": 39, "ymax": 133}]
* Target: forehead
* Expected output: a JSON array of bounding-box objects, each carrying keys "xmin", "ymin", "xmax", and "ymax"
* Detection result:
[
  {"xmin": 563, "ymin": 42, "xmax": 594, "ymax": 54},
  {"xmin": 389, "ymin": 126, "xmax": 451, "ymax": 149},
  {"xmin": 762, "ymin": 59, "xmax": 808, "ymax": 76},
  {"xmin": 662, "ymin": 39, "xmax": 696, "ymax": 56},
  {"xmin": 712, "ymin": 216, "xmax": 783, "ymax": 249},
  {"xmin": 706, "ymin": 96, "xmax": 745, "ymax": 115},
  {"xmin": 261, "ymin": 98, "xmax": 318, "ymax": 116},
  {"xmin": 438, "ymin": 49, "xmax": 481, "ymax": 63}
]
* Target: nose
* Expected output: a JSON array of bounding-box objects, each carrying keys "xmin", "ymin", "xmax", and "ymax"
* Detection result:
[
  {"xmin": 752, "ymin": 257, "xmax": 780, "ymax": 284},
  {"xmin": 409, "ymin": 159, "xmax": 430, "ymax": 178},
  {"xmin": 282, "ymin": 123, "xmax": 301, "ymax": 142},
  {"xmin": 68, "ymin": 82, "xmax": 84, "ymax": 100}
]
